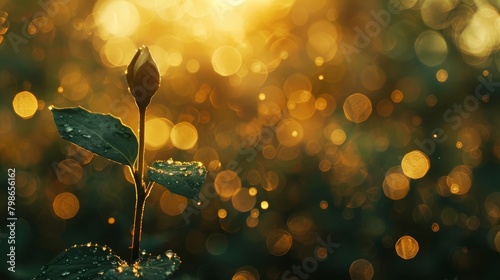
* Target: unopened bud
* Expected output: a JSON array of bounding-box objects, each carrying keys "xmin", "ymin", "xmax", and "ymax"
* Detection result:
[{"xmin": 126, "ymin": 45, "xmax": 160, "ymax": 108}]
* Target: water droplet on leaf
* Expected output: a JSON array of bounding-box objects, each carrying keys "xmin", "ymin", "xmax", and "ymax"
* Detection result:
[{"xmin": 166, "ymin": 250, "xmax": 174, "ymax": 260}]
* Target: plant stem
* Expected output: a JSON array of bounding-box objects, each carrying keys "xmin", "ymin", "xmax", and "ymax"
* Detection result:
[
  {"xmin": 137, "ymin": 106, "xmax": 146, "ymax": 186},
  {"xmin": 130, "ymin": 185, "xmax": 145, "ymax": 263},
  {"xmin": 130, "ymin": 106, "xmax": 147, "ymax": 263}
]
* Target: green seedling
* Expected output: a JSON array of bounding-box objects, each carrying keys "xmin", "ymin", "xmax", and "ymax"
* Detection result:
[{"xmin": 33, "ymin": 46, "xmax": 207, "ymax": 280}]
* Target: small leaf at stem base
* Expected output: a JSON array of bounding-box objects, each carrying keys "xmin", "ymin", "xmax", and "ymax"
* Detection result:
[{"xmin": 32, "ymin": 244, "xmax": 180, "ymax": 280}]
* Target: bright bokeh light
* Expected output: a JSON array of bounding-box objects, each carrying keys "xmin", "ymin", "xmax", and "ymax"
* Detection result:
[
  {"xmin": 330, "ymin": 129, "xmax": 346, "ymax": 145},
  {"xmin": 170, "ymin": 122, "xmax": 198, "ymax": 150},
  {"xmin": 459, "ymin": 6, "xmax": 500, "ymax": 59},
  {"xmin": 260, "ymin": 201, "xmax": 269, "ymax": 210},
  {"xmin": 12, "ymin": 91, "xmax": 38, "ymax": 119},
  {"xmin": 94, "ymin": 0, "xmax": 140, "ymax": 37},
  {"xmin": 395, "ymin": 235, "xmax": 419, "ymax": 260},
  {"xmin": 415, "ymin": 30, "xmax": 448, "ymax": 67},
  {"xmin": 218, "ymin": 209, "xmax": 227, "ymax": 219},
  {"xmin": 103, "ymin": 37, "xmax": 136, "ymax": 67},
  {"xmin": 436, "ymin": 69, "xmax": 448, "ymax": 82},
  {"xmin": 401, "ymin": 150, "xmax": 430, "ymax": 179},
  {"xmin": 145, "ymin": 118, "xmax": 173, "ymax": 150},
  {"xmin": 212, "ymin": 46, "xmax": 243, "ymax": 76}
]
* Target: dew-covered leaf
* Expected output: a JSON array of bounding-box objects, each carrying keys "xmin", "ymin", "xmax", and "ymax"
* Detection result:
[
  {"xmin": 50, "ymin": 106, "xmax": 138, "ymax": 166},
  {"xmin": 147, "ymin": 159, "xmax": 207, "ymax": 202},
  {"xmin": 32, "ymin": 243, "xmax": 125, "ymax": 280},
  {"xmin": 32, "ymin": 244, "xmax": 180, "ymax": 280},
  {"xmin": 99, "ymin": 250, "xmax": 180, "ymax": 280}
]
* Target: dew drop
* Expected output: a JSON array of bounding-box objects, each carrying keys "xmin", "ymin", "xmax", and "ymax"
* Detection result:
[
  {"xmin": 41, "ymin": 265, "xmax": 48, "ymax": 271},
  {"xmin": 82, "ymin": 134, "xmax": 91, "ymax": 139},
  {"xmin": 48, "ymin": 105, "xmax": 54, "ymax": 111},
  {"xmin": 167, "ymin": 158, "xmax": 174, "ymax": 164},
  {"xmin": 166, "ymin": 250, "xmax": 173, "ymax": 260},
  {"xmin": 197, "ymin": 201, "xmax": 201, "ymax": 206},
  {"xmin": 61, "ymin": 271, "xmax": 70, "ymax": 277},
  {"xmin": 64, "ymin": 126, "xmax": 73, "ymax": 132}
]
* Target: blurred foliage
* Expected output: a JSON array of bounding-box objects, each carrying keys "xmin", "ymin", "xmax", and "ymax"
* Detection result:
[{"xmin": 1, "ymin": 0, "xmax": 500, "ymax": 279}]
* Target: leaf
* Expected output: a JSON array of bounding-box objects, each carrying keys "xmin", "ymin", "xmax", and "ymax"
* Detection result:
[
  {"xmin": 147, "ymin": 159, "xmax": 207, "ymax": 202},
  {"xmin": 32, "ymin": 244, "xmax": 180, "ymax": 280},
  {"xmin": 32, "ymin": 243, "xmax": 124, "ymax": 280},
  {"xmin": 50, "ymin": 106, "xmax": 138, "ymax": 167},
  {"xmin": 100, "ymin": 251, "xmax": 180, "ymax": 280}
]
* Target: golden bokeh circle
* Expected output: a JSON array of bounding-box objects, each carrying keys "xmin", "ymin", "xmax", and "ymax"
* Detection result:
[
  {"xmin": 12, "ymin": 91, "xmax": 38, "ymax": 119},
  {"xmin": 401, "ymin": 150, "xmax": 430, "ymax": 179},
  {"xmin": 349, "ymin": 259, "xmax": 374, "ymax": 280},
  {"xmin": 343, "ymin": 93, "xmax": 372, "ymax": 123},
  {"xmin": 276, "ymin": 118, "xmax": 303, "ymax": 147},
  {"xmin": 160, "ymin": 190, "xmax": 187, "ymax": 216},
  {"xmin": 231, "ymin": 187, "xmax": 257, "ymax": 212},
  {"xmin": 266, "ymin": 229, "xmax": 293, "ymax": 256},
  {"xmin": 214, "ymin": 170, "xmax": 242, "ymax": 200},
  {"xmin": 382, "ymin": 173, "xmax": 410, "ymax": 200},
  {"xmin": 212, "ymin": 45, "xmax": 243, "ymax": 76},
  {"xmin": 53, "ymin": 192, "xmax": 80, "ymax": 220},
  {"xmin": 170, "ymin": 122, "xmax": 198, "ymax": 150},
  {"xmin": 395, "ymin": 235, "xmax": 419, "ymax": 260}
]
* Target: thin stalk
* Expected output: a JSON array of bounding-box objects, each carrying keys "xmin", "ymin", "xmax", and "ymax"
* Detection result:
[
  {"xmin": 130, "ymin": 106, "xmax": 147, "ymax": 263},
  {"xmin": 137, "ymin": 106, "xmax": 146, "ymax": 186},
  {"xmin": 130, "ymin": 184, "xmax": 145, "ymax": 263}
]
